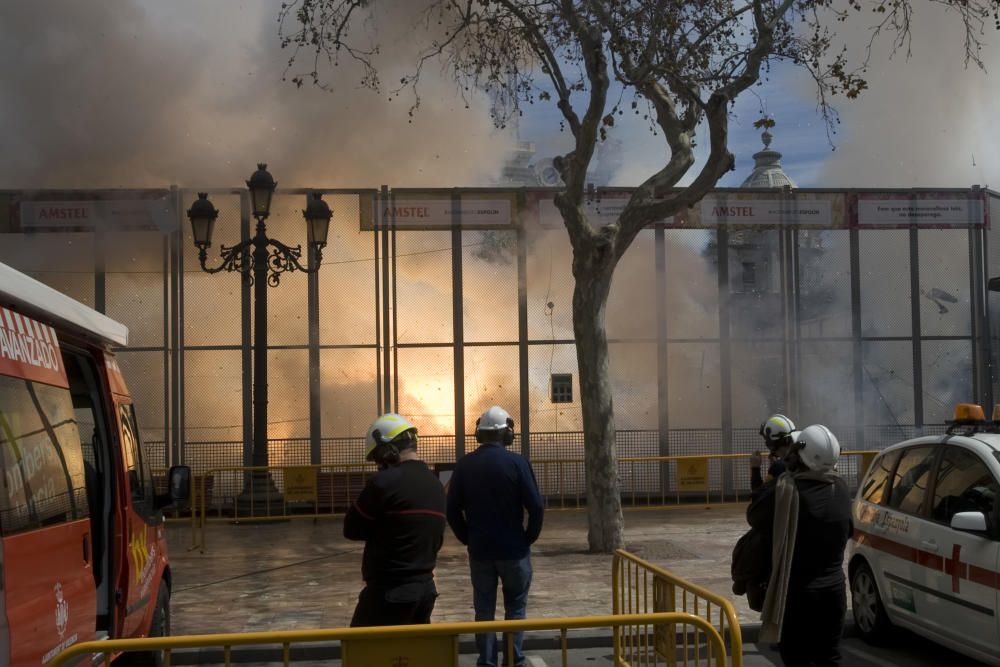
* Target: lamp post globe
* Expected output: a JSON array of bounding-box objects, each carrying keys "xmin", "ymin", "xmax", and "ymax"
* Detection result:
[
  {"xmin": 303, "ymin": 192, "xmax": 332, "ymax": 250},
  {"xmin": 187, "ymin": 193, "xmax": 219, "ymax": 248},
  {"xmin": 247, "ymin": 163, "xmax": 276, "ymax": 219}
]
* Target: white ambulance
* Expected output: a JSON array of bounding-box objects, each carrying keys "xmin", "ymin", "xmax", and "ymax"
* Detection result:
[
  {"xmin": 848, "ymin": 403, "xmax": 1000, "ymax": 665},
  {"xmin": 0, "ymin": 261, "xmax": 189, "ymax": 666}
]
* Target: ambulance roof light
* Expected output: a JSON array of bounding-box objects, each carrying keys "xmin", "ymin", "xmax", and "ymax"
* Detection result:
[{"xmin": 953, "ymin": 403, "xmax": 985, "ymax": 423}]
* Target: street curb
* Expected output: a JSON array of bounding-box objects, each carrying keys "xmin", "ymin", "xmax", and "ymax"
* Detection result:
[{"xmin": 168, "ymin": 621, "xmax": 858, "ymax": 664}]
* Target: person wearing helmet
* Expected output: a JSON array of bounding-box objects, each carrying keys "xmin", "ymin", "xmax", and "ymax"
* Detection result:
[
  {"xmin": 748, "ymin": 424, "xmax": 853, "ymax": 666},
  {"xmin": 751, "ymin": 414, "xmax": 797, "ymax": 493},
  {"xmin": 447, "ymin": 406, "xmax": 544, "ymax": 667},
  {"xmin": 344, "ymin": 413, "xmax": 447, "ymax": 627}
]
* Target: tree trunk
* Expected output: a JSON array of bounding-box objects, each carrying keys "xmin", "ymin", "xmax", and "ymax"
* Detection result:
[{"xmin": 572, "ymin": 261, "xmax": 624, "ymax": 553}]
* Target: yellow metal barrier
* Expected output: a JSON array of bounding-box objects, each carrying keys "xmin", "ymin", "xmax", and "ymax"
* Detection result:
[
  {"xmin": 613, "ymin": 549, "xmax": 743, "ymax": 667},
  {"xmin": 48, "ymin": 612, "xmax": 727, "ymax": 667},
  {"xmin": 188, "ymin": 463, "xmax": 377, "ymax": 552},
  {"xmin": 186, "ymin": 452, "xmax": 877, "ymax": 552},
  {"xmin": 534, "ymin": 450, "xmax": 876, "ymax": 510}
]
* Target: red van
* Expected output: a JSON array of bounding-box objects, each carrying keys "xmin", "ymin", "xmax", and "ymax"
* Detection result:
[{"xmin": 0, "ymin": 261, "xmax": 189, "ymax": 666}]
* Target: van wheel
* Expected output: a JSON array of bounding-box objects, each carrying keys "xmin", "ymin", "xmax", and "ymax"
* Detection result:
[
  {"xmin": 851, "ymin": 561, "xmax": 891, "ymax": 642},
  {"xmin": 121, "ymin": 584, "xmax": 170, "ymax": 667}
]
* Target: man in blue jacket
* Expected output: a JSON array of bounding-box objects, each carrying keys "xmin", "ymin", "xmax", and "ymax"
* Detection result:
[{"xmin": 447, "ymin": 405, "xmax": 544, "ymax": 667}]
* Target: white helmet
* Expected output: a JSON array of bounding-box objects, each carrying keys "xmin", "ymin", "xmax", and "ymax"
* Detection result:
[
  {"xmin": 760, "ymin": 414, "xmax": 796, "ymax": 442},
  {"xmin": 793, "ymin": 424, "xmax": 840, "ymax": 472},
  {"xmin": 365, "ymin": 413, "xmax": 417, "ymax": 461},
  {"xmin": 475, "ymin": 405, "xmax": 515, "ymax": 446}
]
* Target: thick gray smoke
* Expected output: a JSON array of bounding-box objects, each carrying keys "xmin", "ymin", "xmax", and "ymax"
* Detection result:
[
  {"xmin": 808, "ymin": 4, "xmax": 999, "ymax": 188},
  {"xmin": 0, "ymin": 1, "xmax": 509, "ymax": 189}
]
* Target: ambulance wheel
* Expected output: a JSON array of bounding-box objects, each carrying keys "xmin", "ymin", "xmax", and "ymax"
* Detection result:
[
  {"xmin": 851, "ymin": 561, "xmax": 891, "ymax": 642},
  {"xmin": 122, "ymin": 584, "xmax": 170, "ymax": 667}
]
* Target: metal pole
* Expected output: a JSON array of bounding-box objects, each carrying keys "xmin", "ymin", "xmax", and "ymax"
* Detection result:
[
  {"xmin": 241, "ymin": 194, "xmax": 253, "ymax": 468},
  {"xmin": 977, "ymin": 225, "xmax": 994, "ymax": 409},
  {"xmin": 517, "ymin": 200, "xmax": 530, "ymax": 459},
  {"xmin": 910, "ymin": 226, "xmax": 924, "ymax": 431},
  {"xmin": 94, "ymin": 229, "xmax": 106, "ymax": 314},
  {"xmin": 452, "ymin": 190, "xmax": 466, "ymax": 458},
  {"xmin": 169, "ymin": 191, "xmax": 182, "ymax": 467},
  {"xmin": 252, "ymin": 216, "xmax": 270, "ymax": 468},
  {"xmin": 177, "ymin": 205, "xmax": 187, "ymax": 469},
  {"xmin": 382, "ymin": 189, "xmax": 392, "ymax": 413},
  {"xmin": 375, "ymin": 187, "xmax": 384, "ymax": 416},
  {"xmin": 850, "ymin": 226, "xmax": 865, "ymax": 449},
  {"xmin": 655, "ymin": 227, "xmax": 670, "ymax": 495},
  {"xmin": 308, "ymin": 238, "xmax": 321, "ymax": 465},
  {"xmin": 166, "ymin": 186, "xmax": 179, "ymax": 467},
  {"xmin": 392, "ymin": 201, "xmax": 399, "ymax": 411},
  {"xmin": 717, "ymin": 228, "xmax": 733, "ymax": 493}
]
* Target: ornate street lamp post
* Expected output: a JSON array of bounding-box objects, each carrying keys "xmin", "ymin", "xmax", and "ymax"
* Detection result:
[{"xmin": 187, "ymin": 165, "xmax": 332, "ymax": 510}]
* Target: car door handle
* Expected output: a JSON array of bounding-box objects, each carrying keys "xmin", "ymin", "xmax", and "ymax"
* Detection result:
[
  {"xmin": 921, "ymin": 539, "xmax": 938, "ymax": 553},
  {"xmin": 83, "ymin": 534, "xmax": 90, "ymax": 563}
]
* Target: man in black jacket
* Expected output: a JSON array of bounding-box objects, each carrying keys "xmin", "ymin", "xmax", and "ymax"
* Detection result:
[
  {"xmin": 344, "ymin": 413, "xmax": 446, "ymax": 627},
  {"xmin": 750, "ymin": 424, "xmax": 854, "ymax": 666}
]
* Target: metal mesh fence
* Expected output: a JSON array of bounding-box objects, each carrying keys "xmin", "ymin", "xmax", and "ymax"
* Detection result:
[
  {"xmin": 180, "ymin": 191, "xmax": 244, "ymax": 347},
  {"xmin": 0, "ymin": 232, "xmax": 97, "ymax": 307},
  {"xmin": 0, "ymin": 187, "xmax": 991, "ymax": 504},
  {"xmin": 463, "ymin": 229, "xmax": 518, "ymax": 342},
  {"xmin": 317, "ymin": 194, "xmax": 374, "ymax": 345}
]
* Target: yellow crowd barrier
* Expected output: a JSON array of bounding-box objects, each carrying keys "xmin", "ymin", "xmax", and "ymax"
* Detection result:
[
  {"xmin": 613, "ymin": 549, "xmax": 743, "ymax": 667},
  {"xmin": 186, "ymin": 452, "xmax": 878, "ymax": 552},
  {"xmin": 187, "ymin": 463, "xmax": 377, "ymax": 552},
  {"xmin": 48, "ymin": 612, "xmax": 727, "ymax": 667},
  {"xmin": 535, "ymin": 450, "xmax": 876, "ymax": 510}
]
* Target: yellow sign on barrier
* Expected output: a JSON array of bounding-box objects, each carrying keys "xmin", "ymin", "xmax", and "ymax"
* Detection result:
[
  {"xmin": 342, "ymin": 635, "xmax": 457, "ymax": 666},
  {"xmin": 860, "ymin": 451, "xmax": 877, "ymax": 480},
  {"xmin": 284, "ymin": 466, "xmax": 317, "ymax": 502},
  {"xmin": 677, "ymin": 457, "xmax": 708, "ymax": 492}
]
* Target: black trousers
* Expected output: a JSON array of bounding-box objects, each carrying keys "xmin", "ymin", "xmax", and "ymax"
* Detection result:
[
  {"xmin": 778, "ymin": 583, "xmax": 847, "ymax": 666},
  {"xmin": 350, "ymin": 579, "xmax": 438, "ymax": 627}
]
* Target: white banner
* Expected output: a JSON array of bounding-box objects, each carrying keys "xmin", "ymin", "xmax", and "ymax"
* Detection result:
[
  {"xmin": 856, "ymin": 199, "xmax": 984, "ymax": 227},
  {"xmin": 20, "ymin": 199, "xmax": 176, "ymax": 231},
  {"xmin": 372, "ymin": 198, "xmax": 511, "ymax": 227},
  {"xmin": 536, "ymin": 197, "xmax": 629, "ymax": 228},
  {"xmin": 700, "ymin": 198, "xmax": 832, "ymax": 226}
]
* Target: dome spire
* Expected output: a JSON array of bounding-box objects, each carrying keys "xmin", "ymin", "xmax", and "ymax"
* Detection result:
[{"xmin": 740, "ymin": 127, "xmax": 796, "ymax": 189}]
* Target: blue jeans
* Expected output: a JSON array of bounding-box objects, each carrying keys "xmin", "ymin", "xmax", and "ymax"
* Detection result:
[{"xmin": 470, "ymin": 556, "xmax": 532, "ymax": 667}]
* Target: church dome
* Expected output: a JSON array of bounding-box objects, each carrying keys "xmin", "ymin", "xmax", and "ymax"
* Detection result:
[{"xmin": 740, "ymin": 130, "xmax": 796, "ymax": 189}]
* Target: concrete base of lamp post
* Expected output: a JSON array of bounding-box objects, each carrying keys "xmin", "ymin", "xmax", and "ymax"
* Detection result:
[{"xmin": 234, "ymin": 470, "xmax": 286, "ymax": 517}]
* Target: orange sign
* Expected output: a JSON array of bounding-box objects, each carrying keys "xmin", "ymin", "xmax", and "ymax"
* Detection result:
[{"xmin": 0, "ymin": 307, "xmax": 67, "ymax": 388}]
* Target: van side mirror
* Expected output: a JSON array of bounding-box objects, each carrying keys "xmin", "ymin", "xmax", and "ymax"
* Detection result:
[
  {"xmin": 155, "ymin": 465, "xmax": 191, "ymax": 509},
  {"xmin": 950, "ymin": 511, "xmax": 989, "ymax": 533}
]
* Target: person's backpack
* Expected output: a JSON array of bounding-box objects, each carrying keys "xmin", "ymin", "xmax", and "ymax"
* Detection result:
[{"xmin": 731, "ymin": 526, "xmax": 770, "ymax": 612}]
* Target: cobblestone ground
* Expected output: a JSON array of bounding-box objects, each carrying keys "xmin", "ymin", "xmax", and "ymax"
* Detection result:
[{"xmin": 165, "ymin": 506, "xmax": 758, "ymax": 635}]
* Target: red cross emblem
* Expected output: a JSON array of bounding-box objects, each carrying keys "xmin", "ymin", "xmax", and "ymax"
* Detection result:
[{"xmin": 944, "ymin": 544, "xmax": 968, "ymax": 593}]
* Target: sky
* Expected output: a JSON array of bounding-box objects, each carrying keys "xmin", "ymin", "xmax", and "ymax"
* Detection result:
[{"xmin": 0, "ymin": 2, "xmax": 997, "ymax": 192}]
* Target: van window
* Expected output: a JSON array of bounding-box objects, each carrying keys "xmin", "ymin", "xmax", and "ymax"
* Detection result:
[
  {"xmin": 861, "ymin": 449, "xmax": 901, "ymax": 505},
  {"xmin": 887, "ymin": 446, "xmax": 936, "ymax": 516},
  {"xmin": 0, "ymin": 376, "xmax": 88, "ymax": 534},
  {"xmin": 120, "ymin": 403, "xmax": 155, "ymax": 520},
  {"xmin": 930, "ymin": 448, "xmax": 999, "ymax": 525}
]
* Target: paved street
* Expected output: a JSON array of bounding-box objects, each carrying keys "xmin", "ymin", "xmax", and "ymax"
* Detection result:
[{"xmin": 164, "ymin": 508, "xmax": 988, "ymax": 665}]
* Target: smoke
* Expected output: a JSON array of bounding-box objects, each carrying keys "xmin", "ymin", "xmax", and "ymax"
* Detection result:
[
  {"xmin": 0, "ymin": 1, "xmax": 511, "ymax": 189},
  {"xmin": 806, "ymin": 5, "xmax": 1000, "ymax": 188}
]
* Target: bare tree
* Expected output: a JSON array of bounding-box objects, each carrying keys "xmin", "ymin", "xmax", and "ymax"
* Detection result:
[{"xmin": 279, "ymin": 0, "xmax": 998, "ymax": 552}]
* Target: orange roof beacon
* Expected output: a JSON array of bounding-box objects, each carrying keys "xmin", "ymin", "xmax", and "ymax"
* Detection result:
[{"xmin": 0, "ymin": 262, "xmax": 190, "ymax": 666}]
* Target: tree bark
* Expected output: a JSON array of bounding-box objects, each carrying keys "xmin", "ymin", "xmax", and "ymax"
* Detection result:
[{"xmin": 572, "ymin": 247, "xmax": 624, "ymax": 552}]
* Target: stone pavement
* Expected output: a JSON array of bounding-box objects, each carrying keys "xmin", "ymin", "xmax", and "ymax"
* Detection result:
[{"xmin": 165, "ymin": 506, "xmax": 757, "ymax": 636}]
